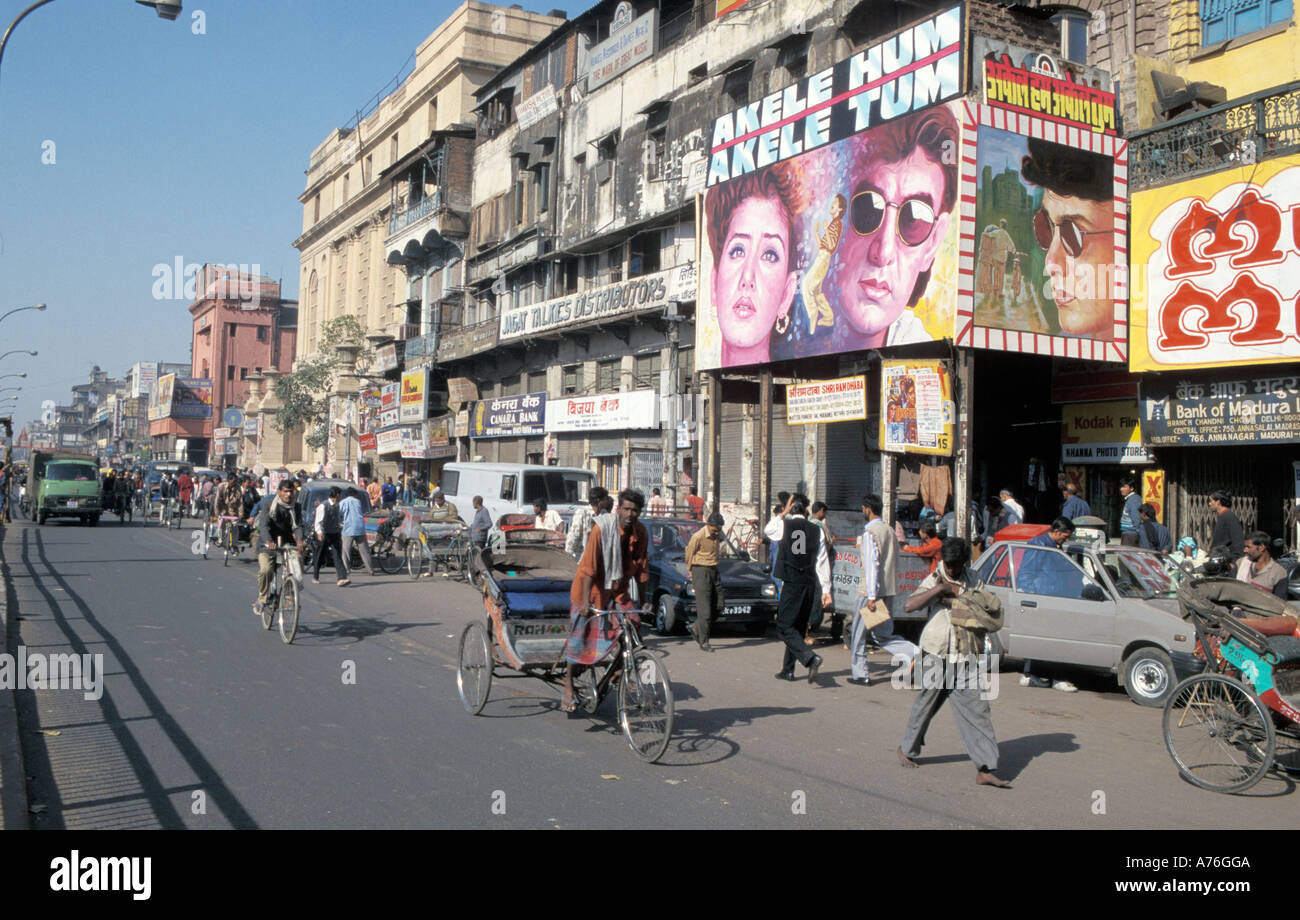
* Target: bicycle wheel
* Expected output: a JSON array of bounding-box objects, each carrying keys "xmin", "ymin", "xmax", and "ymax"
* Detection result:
[
  {"xmin": 261, "ymin": 584, "xmax": 276, "ymax": 631},
  {"xmin": 618, "ymin": 648, "xmax": 674, "ymax": 763},
  {"xmin": 1162, "ymin": 673, "xmax": 1275, "ymax": 794},
  {"xmin": 223, "ymin": 524, "xmax": 234, "ymax": 566},
  {"xmin": 407, "ymin": 540, "xmax": 423, "ymax": 579},
  {"xmin": 457, "ymin": 621, "xmax": 493, "ymax": 715},
  {"xmin": 279, "ymin": 575, "xmax": 299, "ymax": 644},
  {"xmin": 378, "ymin": 543, "xmax": 405, "ymax": 575}
]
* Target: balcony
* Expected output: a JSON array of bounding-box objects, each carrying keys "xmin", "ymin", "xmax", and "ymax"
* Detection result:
[
  {"xmin": 386, "ymin": 190, "xmax": 456, "ymax": 265},
  {"xmin": 1130, "ymin": 80, "xmax": 1300, "ymax": 191},
  {"xmin": 388, "ymin": 191, "xmax": 440, "ymax": 236}
]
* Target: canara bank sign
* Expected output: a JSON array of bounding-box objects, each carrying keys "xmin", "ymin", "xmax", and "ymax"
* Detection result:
[{"xmin": 706, "ymin": 5, "xmax": 963, "ymax": 187}]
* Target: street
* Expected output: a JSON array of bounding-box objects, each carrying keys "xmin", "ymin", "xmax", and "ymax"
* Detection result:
[{"xmin": 1, "ymin": 514, "xmax": 1296, "ymax": 830}]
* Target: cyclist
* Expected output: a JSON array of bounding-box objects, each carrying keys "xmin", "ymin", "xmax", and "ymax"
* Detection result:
[
  {"xmin": 252, "ymin": 480, "xmax": 304, "ymax": 617},
  {"xmin": 177, "ymin": 470, "xmax": 194, "ymax": 519},
  {"xmin": 114, "ymin": 473, "xmax": 134, "ymax": 520}
]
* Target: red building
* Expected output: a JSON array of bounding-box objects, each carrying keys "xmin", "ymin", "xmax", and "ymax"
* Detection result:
[{"xmin": 188, "ymin": 264, "xmax": 297, "ymax": 465}]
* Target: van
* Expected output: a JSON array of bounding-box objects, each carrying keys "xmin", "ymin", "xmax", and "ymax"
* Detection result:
[
  {"xmin": 31, "ymin": 450, "xmax": 103, "ymax": 526},
  {"xmin": 439, "ymin": 463, "xmax": 593, "ymax": 527}
]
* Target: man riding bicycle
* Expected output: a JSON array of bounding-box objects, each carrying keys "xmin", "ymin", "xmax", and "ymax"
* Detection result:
[{"xmin": 253, "ymin": 480, "xmax": 303, "ymax": 617}]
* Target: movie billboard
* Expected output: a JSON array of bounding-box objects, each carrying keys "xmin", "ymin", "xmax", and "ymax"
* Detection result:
[
  {"xmin": 957, "ymin": 97, "xmax": 1127, "ymax": 362},
  {"xmin": 1129, "ymin": 156, "xmax": 1300, "ymax": 372},
  {"xmin": 696, "ymin": 6, "xmax": 965, "ymax": 370}
]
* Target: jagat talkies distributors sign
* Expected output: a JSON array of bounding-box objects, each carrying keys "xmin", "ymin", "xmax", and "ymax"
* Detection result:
[
  {"xmin": 1131, "ymin": 157, "xmax": 1300, "ymax": 372},
  {"xmin": 1061, "ymin": 399, "xmax": 1154, "ymax": 464}
]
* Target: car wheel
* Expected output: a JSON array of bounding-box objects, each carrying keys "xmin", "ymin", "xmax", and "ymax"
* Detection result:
[
  {"xmin": 1122, "ymin": 647, "xmax": 1175, "ymax": 707},
  {"xmin": 654, "ymin": 593, "xmax": 679, "ymax": 636}
]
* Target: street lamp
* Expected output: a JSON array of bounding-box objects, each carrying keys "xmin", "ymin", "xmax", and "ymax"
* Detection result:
[
  {"xmin": 2, "ymin": 2, "xmax": 181, "ymax": 86},
  {"xmin": 0, "ymin": 373, "xmax": 26, "ymax": 381},
  {"xmin": 0, "ymin": 303, "xmax": 44, "ymax": 325},
  {"xmin": 0, "ymin": 387, "xmax": 22, "ymax": 394},
  {"xmin": 0, "ymin": 350, "xmax": 36, "ymax": 362}
]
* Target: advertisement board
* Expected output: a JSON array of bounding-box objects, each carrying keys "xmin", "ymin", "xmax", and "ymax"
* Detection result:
[
  {"xmin": 881, "ymin": 360, "xmax": 954, "ymax": 455},
  {"xmin": 546, "ymin": 389, "xmax": 659, "ymax": 432},
  {"xmin": 471, "ymin": 393, "xmax": 546, "ymax": 438},
  {"xmin": 957, "ymin": 101, "xmax": 1128, "ymax": 362},
  {"xmin": 381, "ymin": 383, "xmax": 400, "ymax": 427},
  {"xmin": 787, "ymin": 376, "xmax": 867, "ymax": 425},
  {"xmin": 372, "ymin": 343, "xmax": 399, "ymax": 374},
  {"xmin": 1130, "ymin": 157, "xmax": 1300, "ymax": 372},
  {"xmin": 975, "ymin": 39, "xmax": 1117, "ymax": 136},
  {"xmin": 831, "ymin": 543, "xmax": 934, "ymax": 620},
  {"xmin": 516, "ymin": 85, "xmax": 557, "ymax": 129},
  {"xmin": 696, "ymin": 6, "xmax": 964, "ymax": 370},
  {"xmin": 586, "ymin": 8, "xmax": 656, "ymax": 91},
  {"xmin": 447, "ymin": 377, "xmax": 478, "ymax": 408},
  {"xmin": 169, "ymin": 378, "xmax": 213, "ymax": 419},
  {"xmin": 500, "ymin": 264, "xmax": 695, "ymax": 342},
  {"xmin": 359, "ymin": 432, "xmax": 377, "ymax": 452},
  {"xmin": 400, "ymin": 370, "xmax": 426, "ymax": 424},
  {"xmin": 1061, "ymin": 399, "xmax": 1153, "ymax": 463},
  {"xmin": 376, "ymin": 426, "xmax": 402, "ymax": 455},
  {"xmin": 1142, "ymin": 468, "xmax": 1166, "ymax": 522},
  {"xmin": 151, "ymin": 373, "xmax": 176, "ymax": 420},
  {"xmin": 1139, "ymin": 372, "xmax": 1300, "ymax": 446}
]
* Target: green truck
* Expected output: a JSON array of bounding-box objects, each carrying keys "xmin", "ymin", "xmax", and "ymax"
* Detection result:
[{"xmin": 31, "ymin": 450, "xmax": 103, "ymax": 526}]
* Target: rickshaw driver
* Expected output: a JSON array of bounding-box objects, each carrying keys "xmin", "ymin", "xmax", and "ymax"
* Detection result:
[{"xmin": 561, "ymin": 489, "xmax": 650, "ymax": 713}]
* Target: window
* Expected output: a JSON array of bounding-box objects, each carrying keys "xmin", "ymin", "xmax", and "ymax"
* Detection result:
[
  {"xmin": 256, "ymin": 326, "xmax": 268, "ymax": 343},
  {"xmin": 514, "ymin": 178, "xmax": 526, "ymax": 225},
  {"xmin": 1201, "ymin": 0, "xmax": 1293, "ymax": 44},
  {"xmin": 629, "ymin": 230, "xmax": 661, "ymax": 276},
  {"xmin": 597, "ymin": 359, "xmax": 621, "ymax": 392},
  {"xmin": 534, "ymin": 162, "xmax": 550, "ymax": 214},
  {"xmin": 228, "ymin": 324, "xmax": 236, "ymax": 338},
  {"xmin": 688, "ymin": 63, "xmax": 707, "ymax": 87},
  {"xmin": 364, "ymin": 154, "xmax": 373, "ymax": 185},
  {"xmin": 390, "ymin": 133, "xmax": 399, "ymax": 164},
  {"xmin": 239, "ymin": 368, "xmax": 249, "ymax": 380},
  {"xmin": 634, "ymin": 352, "xmax": 662, "ymax": 387},
  {"xmin": 597, "ymin": 136, "xmax": 617, "ymax": 163},
  {"xmin": 563, "ymin": 257, "xmax": 579, "ymax": 294},
  {"xmin": 1052, "ymin": 12, "xmax": 1088, "ymax": 63},
  {"xmin": 502, "ymin": 374, "xmax": 521, "ymax": 396},
  {"xmin": 343, "ymin": 172, "xmax": 350, "ymax": 201},
  {"xmin": 1010, "ymin": 547, "xmax": 1088, "ymax": 599},
  {"xmin": 723, "ymin": 62, "xmax": 753, "ymax": 110},
  {"xmin": 428, "ymin": 96, "xmax": 438, "ymax": 132},
  {"xmin": 777, "ymin": 36, "xmax": 810, "ymax": 82},
  {"xmin": 313, "ymin": 194, "xmax": 320, "ymax": 223},
  {"xmin": 677, "ymin": 347, "xmax": 695, "ymax": 392},
  {"xmin": 605, "ymin": 244, "xmax": 623, "ymax": 284},
  {"xmin": 980, "ymin": 546, "xmax": 1012, "ymax": 588},
  {"xmin": 500, "ymin": 474, "xmax": 517, "ymax": 501},
  {"xmin": 550, "ymin": 44, "xmax": 567, "ymax": 92},
  {"xmin": 226, "ymin": 365, "xmax": 235, "ymax": 381},
  {"xmin": 562, "ymin": 364, "xmax": 581, "ymax": 395},
  {"xmin": 647, "ymin": 127, "xmax": 667, "ymax": 179},
  {"xmin": 528, "ymin": 371, "xmax": 548, "ymax": 395}
]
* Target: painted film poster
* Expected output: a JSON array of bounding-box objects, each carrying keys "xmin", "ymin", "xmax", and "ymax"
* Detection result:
[
  {"xmin": 696, "ymin": 6, "xmax": 965, "ymax": 370},
  {"xmin": 958, "ymin": 98, "xmax": 1128, "ymax": 363},
  {"xmin": 880, "ymin": 359, "xmax": 954, "ymax": 455},
  {"xmin": 1130, "ymin": 156, "xmax": 1300, "ymax": 373}
]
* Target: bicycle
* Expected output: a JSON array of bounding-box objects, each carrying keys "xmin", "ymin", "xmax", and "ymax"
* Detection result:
[
  {"xmin": 258, "ymin": 541, "xmax": 302, "ymax": 644},
  {"xmin": 219, "ymin": 515, "xmax": 249, "ymax": 566},
  {"xmin": 724, "ymin": 515, "xmax": 763, "ymax": 559},
  {"xmin": 406, "ymin": 525, "xmax": 472, "ymax": 580}
]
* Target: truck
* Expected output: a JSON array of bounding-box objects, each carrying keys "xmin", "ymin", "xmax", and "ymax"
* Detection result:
[{"xmin": 31, "ymin": 449, "xmax": 103, "ymax": 526}]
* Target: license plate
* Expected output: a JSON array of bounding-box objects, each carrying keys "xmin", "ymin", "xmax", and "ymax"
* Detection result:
[
  {"xmin": 723, "ymin": 604, "xmax": 752, "ymax": 616},
  {"xmin": 67, "ymin": 501, "xmax": 78, "ymax": 509}
]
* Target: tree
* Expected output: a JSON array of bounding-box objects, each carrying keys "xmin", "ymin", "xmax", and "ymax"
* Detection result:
[{"xmin": 272, "ymin": 316, "xmax": 371, "ymax": 450}]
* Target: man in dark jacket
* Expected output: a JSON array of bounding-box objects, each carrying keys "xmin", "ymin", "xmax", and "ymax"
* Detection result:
[
  {"xmin": 312, "ymin": 486, "xmax": 349, "ymax": 586},
  {"xmin": 769, "ymin": 494, "xmax": 832, "ymax": 683},
  {"xmin": 1137, "ymin": 503, "xmax": 1172, "ymax": 552},
  {"xmin": 1209, "ymin": 491, "xmax": 1245, "ymax": 561},
  {"xmin": 253, "ymin": 480, "xmax": 303, "ymax": 616}
]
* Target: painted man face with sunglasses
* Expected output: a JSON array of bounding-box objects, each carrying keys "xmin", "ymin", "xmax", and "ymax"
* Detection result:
[
  {"xmin": 827, "ymin": 113, "xmax": 955, "ymax": 345},
  {"xmin": 1021, "ymin": 139, "xmax": 1115, "ymax": 340}
]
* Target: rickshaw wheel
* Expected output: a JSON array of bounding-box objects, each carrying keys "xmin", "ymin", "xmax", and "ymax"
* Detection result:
[
  {"xmin": 457, "ymin": 621, "xmax": 493, "ymax": 715},
  {"xmin": 1162, "ymin": 673, "xmax": 1275, "ymax": 794},
  {"xmin": 1269, "ymin": 721, "xmax": 1300, "ymax": 775},
  {"xmin": 618, "ymin": 649, "xmax": 674, "ymax": 764}
]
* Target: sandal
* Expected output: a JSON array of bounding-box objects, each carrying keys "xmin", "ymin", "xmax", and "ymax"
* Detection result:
[{"xmin": 559, "ymin": 694, "xmax": 578, "ymax": 713}]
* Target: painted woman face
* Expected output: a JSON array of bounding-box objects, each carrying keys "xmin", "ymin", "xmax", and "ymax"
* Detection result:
[{"xmin": 712, "ymin": 195, "xmax": 797, "ymax": 362}]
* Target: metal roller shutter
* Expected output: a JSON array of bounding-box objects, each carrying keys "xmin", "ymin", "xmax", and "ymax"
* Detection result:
[
  {"xmin": 497, "ymin": 438, "xmax": 524, "ymax": 464},
  {"xmin": 770, "ymin": 405, "xmax": 806, "ymax": 496},
  {"xmin": 588, "ymin": 435, "xmax": 622, "ymax": 457},
  {"xmin": 720, "ymin": 404, "xmax": 745, "ymax": 502},
  {"xmin": 525, "ymin": 437, "xmax": 544, "ymax": 459},
  {"xmin": 557, "ymin": 434, "xmax": 585, "ymax": 468},
  {"xmin": 824, "ymin": 420, "xmax": 878, "ymax": 510}
]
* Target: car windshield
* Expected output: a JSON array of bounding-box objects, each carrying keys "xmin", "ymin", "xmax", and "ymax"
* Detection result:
[
  {"xmin": 45, "ymin": 462, "xmax": 96, "ymax": 481},
  {"xmin": 522, "ymin": 471, "xmax": 590, "ymax": 505},
  {"xmin": 1098, "ymin": 549, "xmax": 1181, "ymax": 599},
  {"xmin": 652, "ymin": 521, "xmax": 742, "ymax": 559}
]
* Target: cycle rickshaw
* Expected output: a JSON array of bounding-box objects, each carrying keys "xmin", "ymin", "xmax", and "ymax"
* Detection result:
[
  {"xmin": 455, "ymin": 527, "xmax": 674, "ymax": 762},
  {"xmin": 1163, "ymin": 577, "xmax": 1300, "ymax": 793}
]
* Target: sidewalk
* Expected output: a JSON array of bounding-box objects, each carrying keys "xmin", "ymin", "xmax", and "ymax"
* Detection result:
[{"xmin": 0, "ymin": 521, "xmax": 31, "ymax": 829}]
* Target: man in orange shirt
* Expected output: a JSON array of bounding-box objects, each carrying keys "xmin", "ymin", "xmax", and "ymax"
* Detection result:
[
  {"xmin": 366, "ymin": 477, "xmax": 382, "ymax": 508},
  {"xmin": 900, "ymin": 520, "xmax": 942, "ymax": 574},
  {"xmin": 562, "ymin": 489, "xmax": 649, "ymax": 712}
]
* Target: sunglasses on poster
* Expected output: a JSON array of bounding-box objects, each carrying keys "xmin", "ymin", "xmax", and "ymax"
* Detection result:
[
  {"xmin": 1033, "ymin": 208, "xmax": 1109, "ymax": 259},
  {"xmin": 850, "ymin": 191, "xmax": 938, "ymax": 247}
]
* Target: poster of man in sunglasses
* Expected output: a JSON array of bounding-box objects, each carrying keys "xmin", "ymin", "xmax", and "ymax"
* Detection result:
[
  {"xmin": 973, "ymin": 128, "xmax": 1116, "ymax": 341},
  {"xmin": 698, "ymin": 103, "xmax": 962, "ymax": 369}
]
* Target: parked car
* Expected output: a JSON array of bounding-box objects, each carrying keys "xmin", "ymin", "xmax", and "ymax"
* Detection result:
[
  {"xmin": 645, "ymin": 517, "xmax": 779, "ymax": 636},
  {"xmin": 972, "ymin": 540, "xmax": 1201, "ymax": 706},
  {"xmin": 439, "ymin": 462, "xmax": 592, "ymax": 528}
]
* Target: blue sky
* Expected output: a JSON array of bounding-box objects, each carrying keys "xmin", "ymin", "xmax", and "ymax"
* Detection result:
[{"xmin": 0, "ymin": 0, "xmax": 492, "ymax": 430}]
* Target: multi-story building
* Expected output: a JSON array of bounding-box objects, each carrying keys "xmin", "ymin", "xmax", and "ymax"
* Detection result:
[{"xmin": 292, "ymin": 1, "xmax": 565, "ymax": 480}]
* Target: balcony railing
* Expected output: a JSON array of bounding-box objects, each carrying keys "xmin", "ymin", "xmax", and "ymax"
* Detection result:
[
  {"xmin": 388, "ymin": 191, "xmax": 441, "ymax": 236},
  {"xmin": 1129, "ymin": 80, "xmax": 1300, "ymax": 190}
]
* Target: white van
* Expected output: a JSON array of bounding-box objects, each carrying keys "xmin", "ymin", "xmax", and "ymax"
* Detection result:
[{"xmin": 439, "ymin": 463, "xmax": 593, "ymax": 527}]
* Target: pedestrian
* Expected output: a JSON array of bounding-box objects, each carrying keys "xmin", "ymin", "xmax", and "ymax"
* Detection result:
[
  {"xmin": 684, "ymin": 512, "xmax": 726, "ymax": 652},
  {"xmin": 1059, "ymin": 482, "xmax": 1090, "ymax": 520},
  {"xmin": 998, "ymin": 488, "xmax": 1024, "ymax": 524},
  {"xmin": 809, "ymin": 501, "xmax": 836, "ymax": 640},
  {"xmin": 533, "ymin": 498, "xmax": 562, "ymax": 532},
  {"xmin": 1137, "ymin": 503, "xmax": 1172, "ymax": 552},
  {"xmin": 366, "ymin": 477, "xmax": 382, "ymax": 508},
  {"xmin": 1237, "ymin": 530, "xmax": 1288, "ymax": 600},
  {"xmin": 900, "ymin": 520, "xmax": 942, "ymax": 574},
  {"xmin": 427, "ymin": 488, "xmax": 460, "ymax": 523},
  {"xmin": 648, "ymin": 487, "xmax": 669, "ymax": 517},
  {"xmin": 339, "ymin": 487, "xmax": 375, "ymax": 576},
  {"xmin": 898, "ymin": 537, "xmax": 1010, "ymax": 788},
  {"xmin": 1170, "ymin": 536, "xmax": 1206, "ymax": 570},
  {"xmin": 470, "ymin": 495, "xmax": 492, "ymax": 547},
  {"xmin": 976, "ymin": 495, "xmax": 1017, "ymax": 552},
  {"xmin": 382, "ymin": 476, "xmax": 396, "ymax": 509},
  {"xmin": 685, "ymin": 486, "xmax": 705, "ymax": 522},
  {"xmin": 566, "ymin": 487, "xmax": 609, "ymax": 557},
  {"xmin": 1119, "ymin": 477, "xmax": 1141, "ymax": 546},
  {"xmin": 768, "ymin": 494, "xmax": 830, "ymax": 683},
  {"xmin": 312, "ymin": 485, "xmax": 350, "ymax": 586},
  {"xmin": 848, "ymin": 494, "xmax": 918, "ymax": 686},
  {"xmin": 1209, "ymin": 491, "xmax": 1245, "ymax": 560}
]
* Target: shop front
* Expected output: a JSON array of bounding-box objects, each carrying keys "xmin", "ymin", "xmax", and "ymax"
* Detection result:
[
  {"xmin": 546, "ymin": 389, "xmax": 661, "ymax": 496},
  {"xmin": 1059, "ymin": 398, "xmax": 1155, "ymax": 534}
]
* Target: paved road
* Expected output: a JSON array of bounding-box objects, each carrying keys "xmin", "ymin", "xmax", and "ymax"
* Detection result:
[{"xmin": 1, "ymin": 513, "xmax": 1296, "ymax": 829}]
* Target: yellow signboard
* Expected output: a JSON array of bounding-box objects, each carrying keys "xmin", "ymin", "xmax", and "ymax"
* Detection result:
[
  {"xmin": 1142, "ymin": 468, "xmax": 1166, "ymax": 522},
  {"xmin": 1130, "ymin": 155, "xmax": 1300, "ymax": 372},
  {"xmin": 880, "ymin": 360, "xmax": 955, "ymax": 456},
  {"xmin": 1061, "ymin": 399, "xmax": 1153, "ymax": 464}
]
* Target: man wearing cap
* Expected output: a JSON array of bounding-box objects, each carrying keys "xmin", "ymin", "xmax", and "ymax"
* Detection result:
[{"xmin": 684, "ymin": 513, "xmax": 727, "ymax": 652}]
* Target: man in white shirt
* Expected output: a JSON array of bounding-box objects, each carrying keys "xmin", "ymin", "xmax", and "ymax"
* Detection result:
[
  {"xmin": 766, "ymin": 494, "xmax": 832, "ymax": 683},
  {"xmin": 849, "ymin": 494, "xmax": 919, "ymax": 686},
  {"xmin": 999, "ymin": 489, "xmax": 1025, "ymax": 524},
  {"xmin": 533, "ymin": 499, "xmax": 563, "ymax": 532}
]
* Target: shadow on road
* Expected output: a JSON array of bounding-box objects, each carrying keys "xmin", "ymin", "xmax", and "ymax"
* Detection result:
[
  {"xmin": 993, "ymin": 732, "xmax": 1081, "ymax": 780},
  {"xmin": 293, "ymin": 616, "xmax": 440, "ymax": 645}
]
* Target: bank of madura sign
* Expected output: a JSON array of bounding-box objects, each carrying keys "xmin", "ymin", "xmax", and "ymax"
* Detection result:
[
  {"xmin": 498, "ymin": 264, "xmax": 694, "ymax": 342},
  {"xmin": 1141, "ymin": 373, "xmax": 1300, "ymax": 446}
]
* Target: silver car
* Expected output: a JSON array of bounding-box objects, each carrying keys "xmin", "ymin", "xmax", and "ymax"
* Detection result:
[{"xmin": 972, "ymin": 541, "xmax": 1201, "ymax": 706}]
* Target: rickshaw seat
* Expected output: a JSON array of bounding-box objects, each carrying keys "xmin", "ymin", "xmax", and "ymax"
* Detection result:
[
  {"xmin": 1240, "ymin": 615, "xmax": 1298, "ymax": 638},
  {"xmin": 1266, "ymin": 635, "xmax": 1300, "ymax": 666},
  {"xmin": 501, "ymin": 590, "xmax": 572, "ymax": 616}
]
